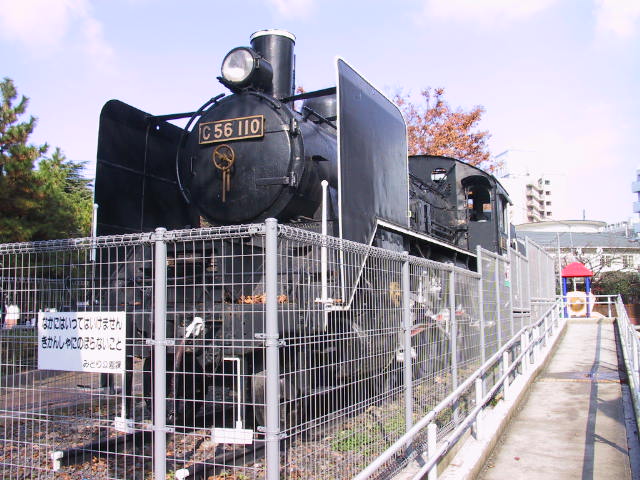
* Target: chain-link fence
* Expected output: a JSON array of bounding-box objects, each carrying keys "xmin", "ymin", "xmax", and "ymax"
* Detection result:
[{"xmin": 0, "ymin": 221, "xmax": 556, "ymax": 479}]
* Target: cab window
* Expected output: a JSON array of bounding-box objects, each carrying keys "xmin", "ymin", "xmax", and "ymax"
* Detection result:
[{"xmin": 465, "ymin": 184, "xmax": 492, "ymax": 222}]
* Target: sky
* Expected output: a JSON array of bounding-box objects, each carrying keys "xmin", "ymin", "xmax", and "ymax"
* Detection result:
[{"xmin": 1, "ymin": 0, "xmax": 638, "ymax": 225}]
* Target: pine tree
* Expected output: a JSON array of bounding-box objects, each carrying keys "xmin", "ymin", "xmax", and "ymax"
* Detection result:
[
  {"xmin": 36, "ymin": 148, "xmax": 93, "ymax": 239},
  {"xmin": 0, "ymin": 78, "xmax": 93, "ymax": 242},
  {"xmin": 0, "ymin": 77, "xmax": 48, "ymax": 242}
]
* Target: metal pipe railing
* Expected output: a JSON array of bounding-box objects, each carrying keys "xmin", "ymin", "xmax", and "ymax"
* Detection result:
[
  {"xmin": 410, "ymin": 303, "xmax": 562, "ymax": 480},
  {"xmin": 615, "ymin": 295, "xmax": 640, "ymax": 441},
  {"xmin": 557, "ymin": 294, "xmax": 618, "ymax": 319},
  {"xmin": 354, "ymin": 301, "xmax": 561, "ymax": 480}
]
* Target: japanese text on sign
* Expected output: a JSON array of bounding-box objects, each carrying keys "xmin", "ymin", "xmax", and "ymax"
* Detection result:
[{"xmin": 38, "ymin": 312, "xmax": 126, "ymax": 374}]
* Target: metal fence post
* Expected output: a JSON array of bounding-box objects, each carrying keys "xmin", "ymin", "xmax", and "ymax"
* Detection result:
[
  {"xmin": 264, "ymin": 218, "xmax": 281, "ymax": 480},
  {"xmin": 538, "ymin": 242, "xmax": 543, "ymax": 300},
  {"xmin": 402, "ymin": 254, "xmax": 413, "ymax": 434},
  {"xmin": 507, "ymin": 252, "xmax": 514, "ymax": 340},
  {"xmin": 428, "ymin": 422, "xmax": 438, "ymax": 480},
  {"xmin": 449, "ymin": 267, "xmax": 458, "ymax": 390},
  {"xmin": 543, "ymin": 315, "xmax": 549, "ymax": 346},
  {"xmin": 474, "ymin": 377, "xmax": 483, "ymax": 438},
  {"xmin": 529, "ymin": 327, "xmax": 535, "ymax": 366},
  {"xmin": 525, "ymin": 237, "xmax": 532, "ymax": 324},
  {"xmin": 153, "ymin": 228, "xmax": 167, "ymax": 480},
  {"xmin": 636, "ymin": 342, "xmax": 640, "ymax": 385},
  {"xmin": 477, "ymin": 247, "xmax": 485, "ymax": 365},
  {"xmin": 494, "ymin": 256, "xmax": 502, "ymax": 348},
  {"xmin": 520, "ymin": 332, "xmax": 528, "ymax": 374},
  {"xmin": 633, "ymin": 340, "xmax": 639, "ymax": 381},
  {"xmin": 511, "ymin": 250, "xmax": 524, "ymax": 330},
  {"xmin": 502, "ymin": 351, "xmax": 510, "ymax": 402},
  {"xmin": 449, "ymin": 266, "xmax": 459, "ymax": 427},
  {"xmin": 608, "ymin": 296, "xmax": 612, "ymax": 318}
]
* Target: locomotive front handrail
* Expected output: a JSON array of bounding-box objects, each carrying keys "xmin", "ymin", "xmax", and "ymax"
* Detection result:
[{"xmin": 278, "ymin": 86, "xmax": 337, "ymax": 103}]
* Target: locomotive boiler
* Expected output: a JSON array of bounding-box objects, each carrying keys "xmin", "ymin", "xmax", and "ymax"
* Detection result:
[
  {"xmin": 93, "ymin": 29, "xmax": 511, "ymax": 437},
  {"xmin": 178, "ymin": 31, "xmax": 336, "ymax": 228}
]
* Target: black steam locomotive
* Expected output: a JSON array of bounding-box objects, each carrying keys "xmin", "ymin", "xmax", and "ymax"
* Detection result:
[{"xmin": 93, "ymin": 30, "xmax": 510, "ymax": 435}]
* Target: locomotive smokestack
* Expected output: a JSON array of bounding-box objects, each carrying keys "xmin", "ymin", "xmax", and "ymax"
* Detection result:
[{"xmin": 250, "ymin": 29, "xmax": 295, "ymax": 100}]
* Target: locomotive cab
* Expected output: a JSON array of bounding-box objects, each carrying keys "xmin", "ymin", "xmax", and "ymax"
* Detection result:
[
  {"xmin": 408, "ymin": 155, "xmax": 511, "ymax": 256},
  {"xmin": 462, "ymin": 173, "xmax": 510, "ymax": 254}
]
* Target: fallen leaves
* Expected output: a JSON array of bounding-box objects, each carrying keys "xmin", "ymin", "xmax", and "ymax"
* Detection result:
[{"xmin": 237, "ymin": 294, "xmax": 288, "ymax": 304}]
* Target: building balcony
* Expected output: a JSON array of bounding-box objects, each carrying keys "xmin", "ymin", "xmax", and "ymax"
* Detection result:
[
  {"xmin": 526, "ymin": 209, "xmax": 542, "ymax": 222},
  {"xmin": 526, "ymin": 199, "xmax": 545, "ymax": 211},
  {"xmin": 526, "ymin": 186, "xmax": 542, "ymax": 201}
]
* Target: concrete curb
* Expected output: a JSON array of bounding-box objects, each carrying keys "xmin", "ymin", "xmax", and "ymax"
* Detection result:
[{"xmin": 438, "ymin": 318, "xmax": 568, "ymax": 480}]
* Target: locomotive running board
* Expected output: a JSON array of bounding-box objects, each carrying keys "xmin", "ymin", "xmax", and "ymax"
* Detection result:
[
  {"xmin": 331, "ymin": 219, "xmax": 477, "ymax": 311},
  {"xmin": 376, "ymin": 219, "xmax": 477, "ymax": 259}
]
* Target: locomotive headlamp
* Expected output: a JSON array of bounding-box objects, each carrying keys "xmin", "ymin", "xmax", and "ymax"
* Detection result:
[
  {"xmin": 221, "ymin": 48, "xmax": 255, "ymax": 83},
  {"xmin": 220, "ymin": 47, "xmax": 273, "ymax": 92}
]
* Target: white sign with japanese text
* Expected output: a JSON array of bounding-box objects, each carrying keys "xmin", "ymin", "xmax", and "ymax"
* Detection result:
[{"xmin": 38, "ymin": 311, "xmax": 126, "ymax": 373}]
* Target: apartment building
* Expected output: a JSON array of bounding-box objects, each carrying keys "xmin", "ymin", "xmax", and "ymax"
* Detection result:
[
  {"xmin": 499, "ymin": 172, "xmax": 554, "ymax": 225},
  {"xmin": 524, "ymin": 175, "xmax": 553, "ymax": 222}
]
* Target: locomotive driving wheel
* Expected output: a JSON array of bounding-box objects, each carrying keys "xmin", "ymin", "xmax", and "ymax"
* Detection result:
[{"xmin": 142, "ymin": 348, "xmax": 217, "ymax": 427}]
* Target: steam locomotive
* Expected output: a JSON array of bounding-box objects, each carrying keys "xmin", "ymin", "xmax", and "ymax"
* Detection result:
[{"xmin": 93, "ymin": 30, "xmax": 511, "ymax": 435}]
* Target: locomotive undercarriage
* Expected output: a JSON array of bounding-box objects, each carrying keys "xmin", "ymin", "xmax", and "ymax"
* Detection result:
[
  {"xmin": 55, "ymin": 224, "xmax": 480, "ymax": 480},
  {"xmin": 99, "ymin": 234, "xmax": 400, "ymax": 439},
  {"xmin": 76, "ymin": 222, "xmax": 477, "ymax": 470}
]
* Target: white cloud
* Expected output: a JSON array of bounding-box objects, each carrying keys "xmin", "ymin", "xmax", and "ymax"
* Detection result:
[
  {"xmin": 266, "ymin": 0, "xmax": 315, "ymax": 19},
  {"xmin": 421, "ymin": 0, "xmax": 558, "ymax": 25},
  {"xmin": 0, "ymin": 0, "xmax": 114, "ymax": 69},
  {"xmin": 80, "ymin": 15, "xmax": 114, "ymax": 66},
  {"xmin": 0, "ymin": 0, "xmax": 73, "ymax": 47},
  {"xmin": 593, "ymin": 0, "xmax": 640, "ymax": 38}
]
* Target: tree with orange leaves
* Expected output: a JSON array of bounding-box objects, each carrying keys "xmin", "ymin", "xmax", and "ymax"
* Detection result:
[{"xmin": 394, "ymin": 88, "xmax": 494, "ymax": 171}]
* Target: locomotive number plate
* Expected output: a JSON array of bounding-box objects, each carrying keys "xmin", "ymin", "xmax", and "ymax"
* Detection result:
[{"xmin": 199, "ymin": 115, "xmax": 264, "ymax": 144}]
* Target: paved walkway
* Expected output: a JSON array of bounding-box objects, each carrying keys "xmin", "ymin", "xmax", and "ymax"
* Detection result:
[{"xmin": 478, "ymin": 319, "xmax": 638, "ymax": 480}]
